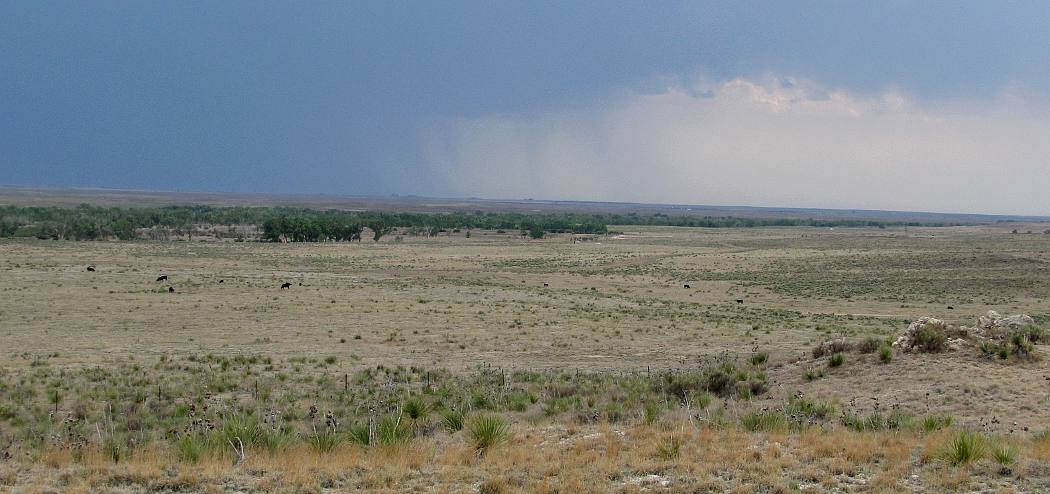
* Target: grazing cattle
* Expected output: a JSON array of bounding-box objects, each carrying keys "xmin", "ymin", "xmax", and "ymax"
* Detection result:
[
  {"xmin": 86, "ymin": 266, "xmax": 95, "ymax": 272},
  {"xmin": 543, "ymin": 283, "xmax": 549, "ymax": 287},
  {"xmin": 735, "ymin": 299, "xmax": 744, "ymax": 304},
  {"xmin": 280, "ymin": 282, "xmax": 292, "ymax": 289},
  {"xmin": 156, "ymin": 275, "xmax": 168, "ymax": 282},
  {"xmin": 218, "ymin": 279, "xmax": 224, "ymax": 284},
  {"xmin": 947, "ymin": 306, "xmax": 954, "ymax": 310},
  {"xmin": 298, "ymin": 282, "xmax": 302, "ymax": 286},
  {"xmin": 168, "ymin": 286, "xmax": 175, "ymax": 293},
  {"xmin": 683, "ymin": 284, "xmax": 690, "ymax": 289}
]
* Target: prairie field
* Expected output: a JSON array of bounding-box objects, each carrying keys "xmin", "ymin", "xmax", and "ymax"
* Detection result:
[{"xmin": 3, "ymin": 224, "xmax": 1050, "ymax": 493}]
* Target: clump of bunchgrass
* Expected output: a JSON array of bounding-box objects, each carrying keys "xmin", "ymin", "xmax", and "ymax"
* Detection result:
[
  {"xmin": 940, "ymin": 431, "xmax": 987, "ymax": 466},
  {"xmin": 879, "ymin": 344, "xmax": 893, "ymax": 363},
  {"xmin": 922, "ymin": 414, "xmax": 954, "ymax": 432},
  {"xmin": 991, "ymin": 443, "xmax": 1018, "ymax": 474},
  {"xmin": 467, "ymin": 414, "xmax": 509, "ymax": 454},
  {"xmin": 654, "ymin": 431, "xmax": 682, "ymax": 460},
  {"xmin": 441, "ymin": 409, "xmax": 464, "ymax": 433},
  {"xmin": 307, "ymin": 426, "xmax": 342, "ymax": 453}
]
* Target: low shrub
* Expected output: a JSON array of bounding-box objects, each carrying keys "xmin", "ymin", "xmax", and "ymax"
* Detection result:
[
  {"xmin": 879, "ymin": 344, "xmax": 893, "ymax": 363},
  {"xmin": 912, "ymin": 325, "xmax": 947, "ymax": 353},
  {"xmin": 856, "ymin": 337, "xmax": 881, "ymax": 354}
]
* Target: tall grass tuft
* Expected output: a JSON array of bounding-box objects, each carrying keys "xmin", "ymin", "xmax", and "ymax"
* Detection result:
[
  {"xmin": 992, "ymin": 443, "xmax": 1018, "ymax": 473},
  {"xmin": 654, "ymin": 431, "xmax": 682, "ymax": 460},
  {"xmin": 308, "ymin": 427, "xmax": 342, "ymax": 453},
  {"xmin": 441, "ymin": 409, "xmax": 464, "ymax": 433},
  {"xmin": 468, "ymin": 414, "xmax": 509, "ymax": 454},
  {"xmin": 741, "ymin": 411, "xmax": 786, "ymax": 432},
  {"xmin": 941, "ymin": 431, "xmax": 987, "ymax": 466},
  {"xmin": 375, "ymin": 415, "xmax": 410, "ymax": 446}
]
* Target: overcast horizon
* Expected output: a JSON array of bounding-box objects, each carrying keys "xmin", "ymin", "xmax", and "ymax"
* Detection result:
[{"xmin": 3, "ymin": 2, "xmax": 1049, "ymax": 216}]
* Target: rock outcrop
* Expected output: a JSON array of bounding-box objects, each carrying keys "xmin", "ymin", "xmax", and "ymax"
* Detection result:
[
  {"xmin": 972, "ymin": 310, "xmax": 1035, "ymax": 340},
  {"xmin": 892, "ymin": 311, "xmax": 1037, "ymax": 352},
  {"xmin": 893, "ymin": 317, "xmax": 966, "ymax": 352}
]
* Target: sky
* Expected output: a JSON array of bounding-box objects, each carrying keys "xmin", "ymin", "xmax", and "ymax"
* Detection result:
[{"xmin": 2, "ymin": 1, "xmax": 1049, "ymax": 215}]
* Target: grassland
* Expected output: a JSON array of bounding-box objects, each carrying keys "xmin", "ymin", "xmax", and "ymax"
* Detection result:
[{"xmin": 2, "ymin": 224, "xmax": 1050, "ymax": 492}]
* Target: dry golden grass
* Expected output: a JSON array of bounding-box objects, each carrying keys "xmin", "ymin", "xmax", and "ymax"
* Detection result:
[
  {"xmin": 3, "ymin": 224, "xmax": 1050, "ymax": 492},
  {"xmin": 7, "ymin": 421, "xmax": 1050, "ymax": 492}
]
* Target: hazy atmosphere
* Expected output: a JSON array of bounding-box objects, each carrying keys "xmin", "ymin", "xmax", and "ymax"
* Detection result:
[{"xmin": 3, "ymin": 1, "xmax": 1049, "ymax": 213}]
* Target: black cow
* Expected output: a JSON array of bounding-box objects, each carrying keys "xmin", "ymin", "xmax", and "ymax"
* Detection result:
[
  {"xmin": 543, "ymin": 283, "xmax": 549, "ymax": 287},
  {"xmin": 156, "ymin": 275, "xmax": 168, "ymax": 282},
  {"xmin": 281, "ymin": 282, "xmax": 292, "ymax": 289},
  {"xmin": 736, "ymin": 299, "xmax": 744, "ymax": 304},
  {"xmin": 683, "ymin": 284, "xmax": 690, "ymax": 289},
  {"xmin": 168, "ymin": 286, "xmax": 175, "ymax": 293},
  {"xmin": 947, "ymin": 306, "xmax": 954, "ymax": 310},
  {"xmin": 86, "ymin": 266, "xmax": 95, "ymax": 272},
  {"xmin": 218, "ymin": 279, "xmax": 224, "ymax": 284}
]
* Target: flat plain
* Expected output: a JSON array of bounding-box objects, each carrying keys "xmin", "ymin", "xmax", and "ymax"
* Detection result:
[{"xmin": 3, "ymin": 223, "xmax": 1050, "ymax": 493}]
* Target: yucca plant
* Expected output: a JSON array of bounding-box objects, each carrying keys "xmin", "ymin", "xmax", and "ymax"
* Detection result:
[
  {"xmin": 992, "ymin": 443, "xmax": 1018, "ymax": 474},
  {"xmin": 347, "ymin": 423, "xmax": 371, "ymax": 445},
  {"xmin": 307, "ymin": 426, "xmax": 342, "ymax": 453},
  {"xmin": 922, "ymin": 414, "xmax": 953, "ymax": 432},
  {"xmin": 175, "ymin": 434, "xmax": 205, "ymax": 463},
  {"xmin": 441, "ymin": 409, "xmax": 464, "ymax": 433},
  {"xmin": 941, "ymin": 431, "xmax": 987, "ymax": 466},
  {"xmin": 403, "ymin": 396, "xmax": 429, "ymax": 421},
  {"xmin": 375, "ymin": 414, "xmax": 410, "ymax": 446},
  {"xmin": 467, "ymin": 414, "xmax": 509, "ymax": 454}
]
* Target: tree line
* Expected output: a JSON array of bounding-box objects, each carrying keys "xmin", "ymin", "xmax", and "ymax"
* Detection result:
[{"xmin": 0, "ymin": 204, "xmax": 958, "ymax": 241}]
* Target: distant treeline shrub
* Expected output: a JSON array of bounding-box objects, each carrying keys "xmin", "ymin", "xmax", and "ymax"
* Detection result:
[{"xmin": 0, "ymin": 204, "xmax": 960, "ymax": 242}]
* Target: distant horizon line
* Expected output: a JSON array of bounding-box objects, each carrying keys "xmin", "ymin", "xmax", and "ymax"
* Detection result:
[{"xmin": 0, "ymin": 183, "xmax": 1048, "ymax": 221}]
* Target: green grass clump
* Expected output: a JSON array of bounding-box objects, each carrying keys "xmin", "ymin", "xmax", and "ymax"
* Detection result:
[
  {"xmin": 785, "ymin": 395, "xmax": 835, "ymax": 421},
  {"xmin": 922, "ymin": 414, "xmax": 954, "ymax": 432},
  {"xmin": 878, "ymin": 344, "xmax": 893, "ymax": 363},
  {"xmin": 643, "ymin": 402, "xmax": 664, "ymax": 425},
  {"xmin": 441, "ymin": 409, "xmax": 464, "ymax": 433},
  {"xmin": 347, "ymin": 423, "xmax": 371, "ymax": 445},
  {"xmin": 828, "ymin": 353, "xmax": 845, "ymax": 368},
  {"xmin": 654, "ymin": 431, "xmax": 682, "ymax": 460},
  {"xmin": 468, "ymin": 414, "xmax": 509, "ymax": 454},
  {"xmin": 374, "ymin": 415, "xmax": 411, "ymax": 446},
  {"xmin": 803, "ymin": 368, "xmax": 825, "ymax": 381},
  {"xmin": 307, "ymin": 427, "xmax": 342, "ymax": 453},
  {"xmin": 175, "ymin": 434, "xmax": 205, "ymax": 463},
  {"xmin": 992, "ymin": 443, "xmax": 1018, "ymax": 471},
  {"xmin": 403, "ymin": 396, "xmax": 429, "ymax": 422},
  {"xmin": 941, "ymin": 431, "xmax": 987, "ymax": 466}
]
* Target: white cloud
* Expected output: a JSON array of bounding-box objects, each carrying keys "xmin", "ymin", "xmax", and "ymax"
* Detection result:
[{"xmin": 419, "ymin": 76, "xmax": 1050, "ymax": 215}]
